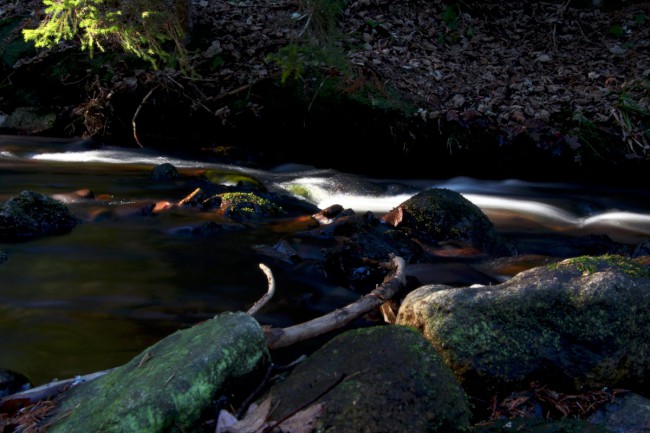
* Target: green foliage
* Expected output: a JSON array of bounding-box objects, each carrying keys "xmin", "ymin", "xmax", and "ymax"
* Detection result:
[
  {"xmin": 437, "ymin": 3, "xmax": 472, "ymax": 45},
  {"xmin": 442, "ymin": 4, "xmax": 458, "ymax": 31},
  {"xmin": 570, "ymin": 111, "xmax": 607, "ymax": 159},
  {"xmin": 22, "ymin": 0, "xmax": 190, "ymax": 72},
  {"xmin": 608, "ymin": 24, "xmax": 624, "ymax": 38},
  {"xmin": 267, "ymin": 44, "xmax": 304, "ymax": 83},
  {"xmin": 635, "ymin": 13, "xmax": 647, "ymax": 26},
  {"xmin": 612, "ymin": 79, "xmax": 650, "ymax": 157}
]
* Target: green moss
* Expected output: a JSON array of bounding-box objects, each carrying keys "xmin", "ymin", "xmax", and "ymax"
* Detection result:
[
  {"xmin": 284, "ymin": 184, "xmax": 312, "ymax": 200},
  {"xmin": 218, "ymin": 191, "xmax": 285, "ymax": 218},
  {"xmin": 550, "ymin": 254, "xmax": 650, "ymax": 278},
  {"xmin": 47, "ymin": 312, "xmax": 269, "ymax": 433}
]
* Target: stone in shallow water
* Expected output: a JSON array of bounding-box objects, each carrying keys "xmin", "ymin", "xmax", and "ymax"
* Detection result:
[{"xmin": 0, "ymin": 190, "xmax": 78, "ymax": 240}]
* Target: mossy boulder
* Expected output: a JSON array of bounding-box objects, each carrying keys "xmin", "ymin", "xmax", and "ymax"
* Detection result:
[
  {"xmin": 46, "ymin": 311, "xmax": 269, "ymax": 433},
  {"xmin": 396, "ymin": 255, "xmax": 650, "ymax": 395},
  {"xmin": 382, "ymin": 188, "xmax": 513, "ymax": 256},
  {"xmin": 1, "ymin": 107, "xmax": 56, "ymax": 134},
  {"xmin": 265, "ymin": 325, "xmax": 471, "ymax": 433},
  {"xmin": 0, "ymin": 190, "xmax": 79, "ymax": 240},
  {"xmin": 216, "ymin": 191, "xmax": 285, "ymax": 221}
]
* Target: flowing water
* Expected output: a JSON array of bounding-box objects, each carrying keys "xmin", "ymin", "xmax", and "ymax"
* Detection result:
[{"xmin": 1, "ymin": 135, "xmax": 650, "ymax": 386}]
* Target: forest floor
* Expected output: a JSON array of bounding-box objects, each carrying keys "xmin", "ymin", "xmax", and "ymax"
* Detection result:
[{"xmin": 1, "ymin": 0, "xmax": 649, "ymax": 180}]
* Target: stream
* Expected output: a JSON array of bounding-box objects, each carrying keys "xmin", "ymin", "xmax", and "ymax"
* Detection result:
[{"xmin": 1, "ymin": 134, "xmax": 650, "ymax": 386}]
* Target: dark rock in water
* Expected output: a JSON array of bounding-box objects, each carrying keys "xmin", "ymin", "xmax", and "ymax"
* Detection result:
[
  {"xmin": 0, "ymin": 250, "xmax": 7, "ymax": 265},
  {"xmin": 0, "ymin": 368, "xmax": 31, "ymax": 398},
  {"xmin": 150, "ymin": 162, "xmax": 179, "ymax": 180},
  {"xmin": 0, "ymin": 190, "xmax": 79, "ymax": 240},
  {"xmin": 404, "ymin": 262, "xmax": 501, "ymax": 287},
  {"xmin": 266, "ymin": 325, "xmax": 471, "ymax": 433},
  {"xmin": 383, "ymin": 188, "xmax": 514, "ymax": 256}
]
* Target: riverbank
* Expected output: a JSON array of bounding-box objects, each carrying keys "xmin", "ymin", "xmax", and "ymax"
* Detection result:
[{"xmin": 0, "ymin": 0, "xmax": 649, "ymax": 183}]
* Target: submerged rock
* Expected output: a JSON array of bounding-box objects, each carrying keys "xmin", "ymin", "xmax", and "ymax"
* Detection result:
[
  {"xmin": 45, "ymin": 311, "xmax": 269, "ymax": 433},
  {"xmin": 265, "ymin": 325, "xmax": 471, "ymax": 433},
  {"xmin": 0, "ymin": 190, "xmax": 79, "ymax": 240},
  {"xmin": 150, "ymin": 162, "xmax": 179, "ymax": 180},
  {"xmin": 0, "ymin": 368, "xmax": 31, "ymax": 398},
  {"xmin": 396, "ymin": 255, "xmax": 650, "ymax": 394}
]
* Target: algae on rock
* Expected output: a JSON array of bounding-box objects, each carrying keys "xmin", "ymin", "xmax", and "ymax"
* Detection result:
[
  {"xmin": 266, "ymin": 325, "xmax": 471, "ymax": 433},
  {"xmin": 46, "ymin": 311, "xmax": 270, "ymax": 433}
]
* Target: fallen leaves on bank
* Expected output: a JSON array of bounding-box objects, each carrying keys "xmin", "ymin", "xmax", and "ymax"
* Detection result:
[{"xmin": 488, "ymin": 381, "xmax": 629, "ymax": 420}]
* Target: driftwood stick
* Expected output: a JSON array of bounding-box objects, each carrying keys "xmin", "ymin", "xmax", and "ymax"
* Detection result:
[
  {"xmin": 264, "ymin": 254, "xmax": 406, "ymax": 350},
  {"xmin": 247, "ymin": 263, "xmax": 276, "ymax": 316},
  {"xmin": 0, "ymin": 369, "xmax": 115, "ymax": 411}
]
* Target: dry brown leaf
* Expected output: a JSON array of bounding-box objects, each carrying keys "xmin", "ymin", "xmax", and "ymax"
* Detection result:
[
  {"xmin": 217, "ymin": 396, "xmax": 272, "ymax": 433},
  {"xmin": 269, "ymin": 402, "xmax": 326, "ymax": 433}
]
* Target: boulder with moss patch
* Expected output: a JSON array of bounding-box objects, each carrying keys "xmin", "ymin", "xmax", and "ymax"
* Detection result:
[
  {"xmin": 45, "ymin": 311, "xmax": 269, "ymax": 433},
  {"xmin": 0, "ymin": 190, "xmax": 79, "ymax": 240},
  {"xmin": 396, "ymin": 255, "xmax": 650, "ymax": 395},
  {"xmin": 216, "ymin": 191, "xmax": 286, "ymax": 221},
  {"xmin": 265, "ymin": 325, "xmax": 471, "ymax": 433},
  {"xmin": 383, "ymin": 188, "xmax": 513, "ymax": 256}
]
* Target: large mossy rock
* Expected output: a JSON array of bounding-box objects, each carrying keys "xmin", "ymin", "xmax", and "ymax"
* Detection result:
[
  {"xmin": 0, "ymin": 190, "xmax": 78, "ymax": 240},
  {"xmin": 46, "ymin": 311, "xmax": 269, "ymax": 433},
  {"xmin": 396, "ymin": 255, "xmax": 650, "ymax": 394},
  {"xmin": 382, "ymin": 188, "xmax": 512, "ymax": 256},
  {"xmin": 266, "ymin": 325, "xmax": 471, "ymax": 433}
]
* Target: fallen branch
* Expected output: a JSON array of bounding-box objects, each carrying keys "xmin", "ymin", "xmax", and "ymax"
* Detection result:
[
  {"xmin": 247, "ymin": 263, "xmax": 276, "ymax": 316},
  {"xmin": 264, "ymin": 254, "xmax": 406, "ymax": 350},
  {"xmin": 0, "ymin": 256, "xmax": 404, "ymax": 410},
  {"xmin": 0, "ymin": 369, "xmax": 114, "ymax": 413}
]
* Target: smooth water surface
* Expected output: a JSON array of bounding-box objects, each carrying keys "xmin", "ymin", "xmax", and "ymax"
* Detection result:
[{"xmin": 1, "ymin": 135, "xmax": 649, "ymax": 385}]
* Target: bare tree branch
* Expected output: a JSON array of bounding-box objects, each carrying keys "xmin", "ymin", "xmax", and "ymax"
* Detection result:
[
  {"xmin": 132, "ymin": 85, "xmax": 159, "ymax": 148},
  {"xmin": 247, "ymin": 263, "xmax": 276, "ymax": 316},
  {"xmin": 264, "ymin": 254, "xmax": 406, "ymax": 350}
]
